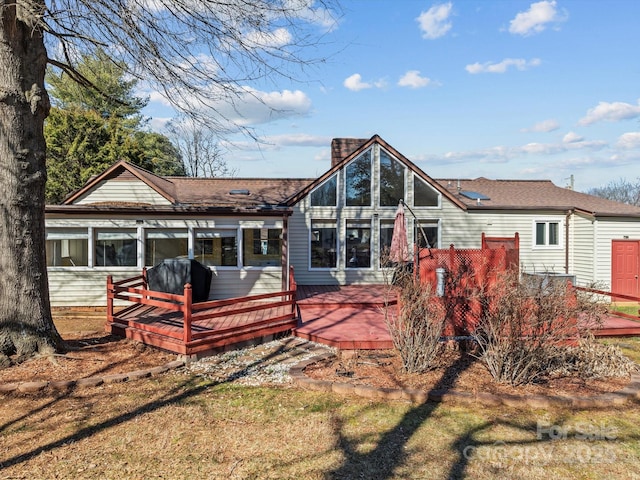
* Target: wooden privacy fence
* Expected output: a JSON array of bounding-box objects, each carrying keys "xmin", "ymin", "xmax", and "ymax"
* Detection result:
[
  {"xmin": 417, "ymin": 240, "xmax": 519, "ymax": 337},
  {"xmin": 106, "ymin": 267, "xmax": 298, "ymax": 354}
]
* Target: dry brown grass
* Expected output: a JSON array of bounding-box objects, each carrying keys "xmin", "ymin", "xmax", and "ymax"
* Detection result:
[{"xmin": 1, "ymin": 312, "xmax": 640, "ymax": 479}]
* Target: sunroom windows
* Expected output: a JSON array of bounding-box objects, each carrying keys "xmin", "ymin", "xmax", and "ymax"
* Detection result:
[
  {"xmin": 46, "ymin": 229, "xmax": 89, "ymax": 267},
  {"xmin": 195, "ymin": 230, "xmax": 238, "ymax": 267},
  {"xmin": 95, "ymin": 229, "xmax": 137, "ymax": 266},
  {"xmin": 145, "ymin": 229, "xmax": 188, "ymax": 266},
  {"xmin": 243, "ymin": 228, "xmax": 282, "ymax": 267}
]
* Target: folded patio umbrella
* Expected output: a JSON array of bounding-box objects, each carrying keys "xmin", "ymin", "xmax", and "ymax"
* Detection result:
[{"xmin": 389, "ymin": 201, "xmax": 410, "ymax": 264}]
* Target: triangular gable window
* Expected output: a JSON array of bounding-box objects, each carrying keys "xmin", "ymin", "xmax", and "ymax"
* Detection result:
[
  {"xmin": 310, "ymin": 175, "xmax": 337, "ymax": 206},
  {"xmin": 414, "ymin": 175, "xmax": 439, "ymax": 207}
]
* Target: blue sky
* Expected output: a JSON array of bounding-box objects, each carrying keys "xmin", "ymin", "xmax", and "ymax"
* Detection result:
[{"xmin": 143, "ymin": 1, "xmax": 640, "ymax": 192}]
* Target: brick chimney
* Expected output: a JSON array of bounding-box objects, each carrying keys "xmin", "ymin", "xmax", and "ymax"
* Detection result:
[{"xmin": 330, "ymin": 138, "xmax": 369, "ymax": 167}]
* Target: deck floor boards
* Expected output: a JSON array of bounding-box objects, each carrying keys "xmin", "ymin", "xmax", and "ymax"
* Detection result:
[{"xmin": 109, "ymin": 284, "xmax": 639, "ymax": 355}]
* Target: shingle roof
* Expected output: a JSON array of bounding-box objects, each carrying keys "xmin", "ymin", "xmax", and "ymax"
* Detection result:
[{"xmin": 437, "ymin": 177, "xmax": 640, "ymax": 217}]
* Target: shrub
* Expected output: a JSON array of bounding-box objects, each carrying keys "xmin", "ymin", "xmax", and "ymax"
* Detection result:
[
  {"xmin": 472, "ymin": 270, "xmax": 607, "ymax": 386},
  {"xmin": 384, "ymin": 269, "xmax": 446, "ymax": 373}
]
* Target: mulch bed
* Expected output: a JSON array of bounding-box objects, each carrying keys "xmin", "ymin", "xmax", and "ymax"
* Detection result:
[{"xmin": 304, "ymin": 348, "xmax": 632, "ymax": 397}]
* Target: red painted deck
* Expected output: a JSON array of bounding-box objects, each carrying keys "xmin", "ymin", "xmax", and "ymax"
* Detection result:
[
  {"xmin": 592, "ymin": 314, "xmax": 640, "ymax": 337},
  {"xmin": 294, "ymin": 284, "xmax": 396, "ymax": 350}
]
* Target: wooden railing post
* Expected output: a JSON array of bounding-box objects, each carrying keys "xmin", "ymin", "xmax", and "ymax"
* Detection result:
[
  {"xmin": 289, "ymin": 266, "xmax": 297, "ymax": 313},
  {"xmin": 183, "ymin": 283, "xmax": 193, "ymax": 344},
  {"xmin": 106, "ymin": 275, "xmax": 114, "ymax": 323}
]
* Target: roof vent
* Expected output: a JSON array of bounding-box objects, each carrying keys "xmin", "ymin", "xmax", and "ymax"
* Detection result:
[
  {"xmin": 460, "ymin": 190, "xmax": 490, "ymax": 201},
  {"xmin": 229, "ymin": 189, "xmax": 250, "ymax": 195}
]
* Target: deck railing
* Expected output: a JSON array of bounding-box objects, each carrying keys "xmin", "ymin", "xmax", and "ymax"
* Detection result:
[
  {"xmin": 107, "ymin": 266, "xmax": 298, "ymax": 346},
  {"xmin": 575, "ymin": 286, "xmax": 640, "ymax": 322}
]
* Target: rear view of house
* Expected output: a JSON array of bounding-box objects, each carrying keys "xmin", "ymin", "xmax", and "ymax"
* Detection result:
[{"xmin": 45, "ymin": 135, "xmax": 640, "ymax": 306}]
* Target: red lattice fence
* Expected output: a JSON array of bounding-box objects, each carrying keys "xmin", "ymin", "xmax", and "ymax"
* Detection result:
[{"xmin": 417, "ymin": 236, "xmax": 519, "ymax": 337}]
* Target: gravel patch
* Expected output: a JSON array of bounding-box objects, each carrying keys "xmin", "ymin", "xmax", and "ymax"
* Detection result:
[{"xmin": 184, "ymin": 337, "xmax": 336, "ymax": 386}]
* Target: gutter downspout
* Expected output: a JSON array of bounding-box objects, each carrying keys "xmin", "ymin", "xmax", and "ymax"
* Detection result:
[{"xmin": 565, "ymin": 209, "xmax": 572, "ymax": 274}]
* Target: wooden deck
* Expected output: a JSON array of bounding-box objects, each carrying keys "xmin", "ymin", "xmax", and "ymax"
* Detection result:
[
  {"xmin": 104, "ymin": 275, "xmax": 640, "ymax": 356},
  {"xmin": 294, "ymin": 284, "xmax": 395, "ymax": 350},
  {"xmin": 106, "ymin": 272, "xmax": 297, "ymax": 356}
]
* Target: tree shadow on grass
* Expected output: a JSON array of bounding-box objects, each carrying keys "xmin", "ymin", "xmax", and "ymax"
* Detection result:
[
  {"xmin": 0, "ymin": 340, "xmax": 304, "ymax": 471},
  {"xmin": 324, "ymin": 353, "xmax": 476, "ymax": 480}
]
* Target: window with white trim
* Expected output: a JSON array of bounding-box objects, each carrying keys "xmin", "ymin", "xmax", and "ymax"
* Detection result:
[
  {"xmin": 95, "ymin": 229, "xmax": 138, "ymax": 266},
  {"xmin": 345, "ymin": 150, "xmax": 372, "ymax": 206},
  {"xmin": 534, "ymin": 220, "xmax": 560, "ymax": 247},
  {"xmin": 145, "ymin": 229, "xmax": 188, "ymax": 266},
  {"xmin": 243, "ymin": 228, "xmax": 282, "ymax": 267},
  {"xmin": 310, "ymin": 175, "xmax": 337, "ymax": 206},
  {"xmin": 346, "ymin": 219, "xmax": 371, "ymax": 268},
  {"xmin": 195, "ymin": 230, "xmax": 238, "ymax": 267},
  {"xmin": 310, "ymin": 221, "xmax": 337, "ymax": 268},
  {"xmin": 46, "ymin": 228, "xmax": 88, "ymax": 267}
]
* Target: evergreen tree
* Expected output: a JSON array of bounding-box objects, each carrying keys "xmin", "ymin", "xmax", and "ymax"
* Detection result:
[{"xmin": 44, "ymin": 51, "xmax": 184, "ymax": 203}]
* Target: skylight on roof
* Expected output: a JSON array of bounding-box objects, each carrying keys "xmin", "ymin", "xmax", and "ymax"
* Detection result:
[
  {"xmin": 229, "ymin": 189, "xmax": 250, "ymax": 195},
  {"xmin": 460, "ymin": 190, "xmax": 490, "ymax": 201}
]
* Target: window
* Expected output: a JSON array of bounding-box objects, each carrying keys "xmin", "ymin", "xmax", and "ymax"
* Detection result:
[
  {"xmin": 379, "ymin": 150, "xmax": 405, "ymax": 206},
  {"xmin": 310, "ymin": 175, "xmax": 337, "ymax": 206},
  {"xmin": 45, "ymin": 228, "xmax": 88, "ymax": 267},
  {"xmin": 144, "ymin": 229, "xmax": 188, "ymax": 266},
  {"xmin": 414, "ymin": 221, "xmax": 439, "ymax": 249},
  {"xmin": 95, "ymin": 229, "xmax": 137, "ymax": 266},
  {"xmin": 243, "ymin": 228, "xmax": 282, "ymax": 267},
  {"xmin": 310, "ymin": 221, "xmax": 337, "ymax": 268},
  {"xmin": 345, "ymin": 151, "xmax": 371, "ymax": 206},
  {"xmin": 379, "ymin": 220, "xmax": 395, "ymax": 266},
  {"xmin": 535, "ymin": 221, "xmax": 560, "ymax": 247},
  {"xmin": 346, "ymin": 220, "xmax": 371, "ymax": 268},
  {"xmin": 414, "ymin": 175, "xmax": 439, "ymax": 207},
  {"xmin": 195, "ymin": 230, "xmax": 238, "ymax": 267}
]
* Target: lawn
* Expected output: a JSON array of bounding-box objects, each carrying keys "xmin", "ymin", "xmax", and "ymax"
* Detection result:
[{"xmin": 1, "ymin": 360, "xmax": 639, "ymax": 479}]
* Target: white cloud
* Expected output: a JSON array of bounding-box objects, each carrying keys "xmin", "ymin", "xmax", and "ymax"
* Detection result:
[
  {"xmin": 466, "ymin": 58, "xmax": 541, "ymax": 74},
  {"xmin": 563, "ymin": 131, "xmax": 583, "ymax": 143},
  {"xmin": 398, "ymin": 70, "xmax": 432, "ymax": 89},
  {"xmin": 343, "ymin": 73, "xmax": 386, "ymax": 91},
  {"xmin": 416, "ymin": 2, "xmax": 453, "ymax": 39},
  {"xmin": 522, "ymin": 119, "xmax": 560, "ymax": 132},
  {"xmin": 344, "ymin": 73, "xmax": 370, "ymax": 91},
  {"xmin": 616, "ymin": 132, "xmax": 640, "ymax": 149},
  {"xmin": 508, "ymin": 0, "xmax": 567, "ymax": 36},
  {"xmin": 245, "ymin": 27, "xmax": 293, "ymax": 48},
  {"xmin": 578, "ymin": 99, "xmax": 640, "ymax": 126},
  {"xmin": 261, "ymin": 133, "xmax": 332, "ymax": 147}
]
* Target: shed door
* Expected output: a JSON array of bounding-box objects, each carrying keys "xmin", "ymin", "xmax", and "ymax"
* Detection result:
[{"xmin": 611, "ymin": 240, "xmax": 640, "ymax": 297}]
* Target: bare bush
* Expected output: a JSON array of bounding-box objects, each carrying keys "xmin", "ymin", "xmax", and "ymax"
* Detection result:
[
  {"xmin": 384, "ymin": 268, "xmax": 447, "ymax": 373},
  {"xmin": 473, "ymin": 270, "xmax": 607, "ymax": 386},
  {"xmin": 549, "ymin": 339, "xmax": 638, "ymax": 379}
]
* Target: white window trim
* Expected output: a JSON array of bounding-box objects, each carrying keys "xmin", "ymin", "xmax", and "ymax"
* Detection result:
[
  {"xmin": 412, "ymin": 174, "xmax": 441, "ymax": 209},
  {"xmin": 344, "ymin": 149, "xmax": 373, "ymax": 208},
  {"xmin": 532, "ymin": 219, "xmax": 563, "ymax": 249},
  {"xmin": 345, "ymin": 218, "xmax": 373, "ymax": 270},
  {"xmin": 194, "ymin": 227, "xmax": 241, "ymax": 269},
  {"xmin": 378, "ymin": 148, "xmax": 407, "ymax": 208},
  {"xmin": 309, "ymin": 220, "xmax": 339, "ymax": 271}
]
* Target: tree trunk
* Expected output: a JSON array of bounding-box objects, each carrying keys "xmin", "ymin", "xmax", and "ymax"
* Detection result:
[{"xmin": 0, "ymin": 2, "xmax": 63, "ymax": 366}]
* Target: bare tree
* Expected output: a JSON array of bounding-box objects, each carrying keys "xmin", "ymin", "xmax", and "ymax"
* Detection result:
[
  {"xmin": 167, "ymin": 119, "xmax": 237, "ymax": 178},
  {"xmin": 586, "ymin": 177, "xmax": 640, "ymax": 206},
  {"xmin": 0, "ymin": 0, "xmax": 339, "ymax": 365}
]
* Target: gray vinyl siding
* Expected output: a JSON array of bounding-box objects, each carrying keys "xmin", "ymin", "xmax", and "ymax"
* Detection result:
[
  {"xmin": 74, "ymin": 180, "xmax": 172, "ymax": 205},
  {"xmin": 572, "ymin": 214, "xmax": 595, "ymax": 286}
]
